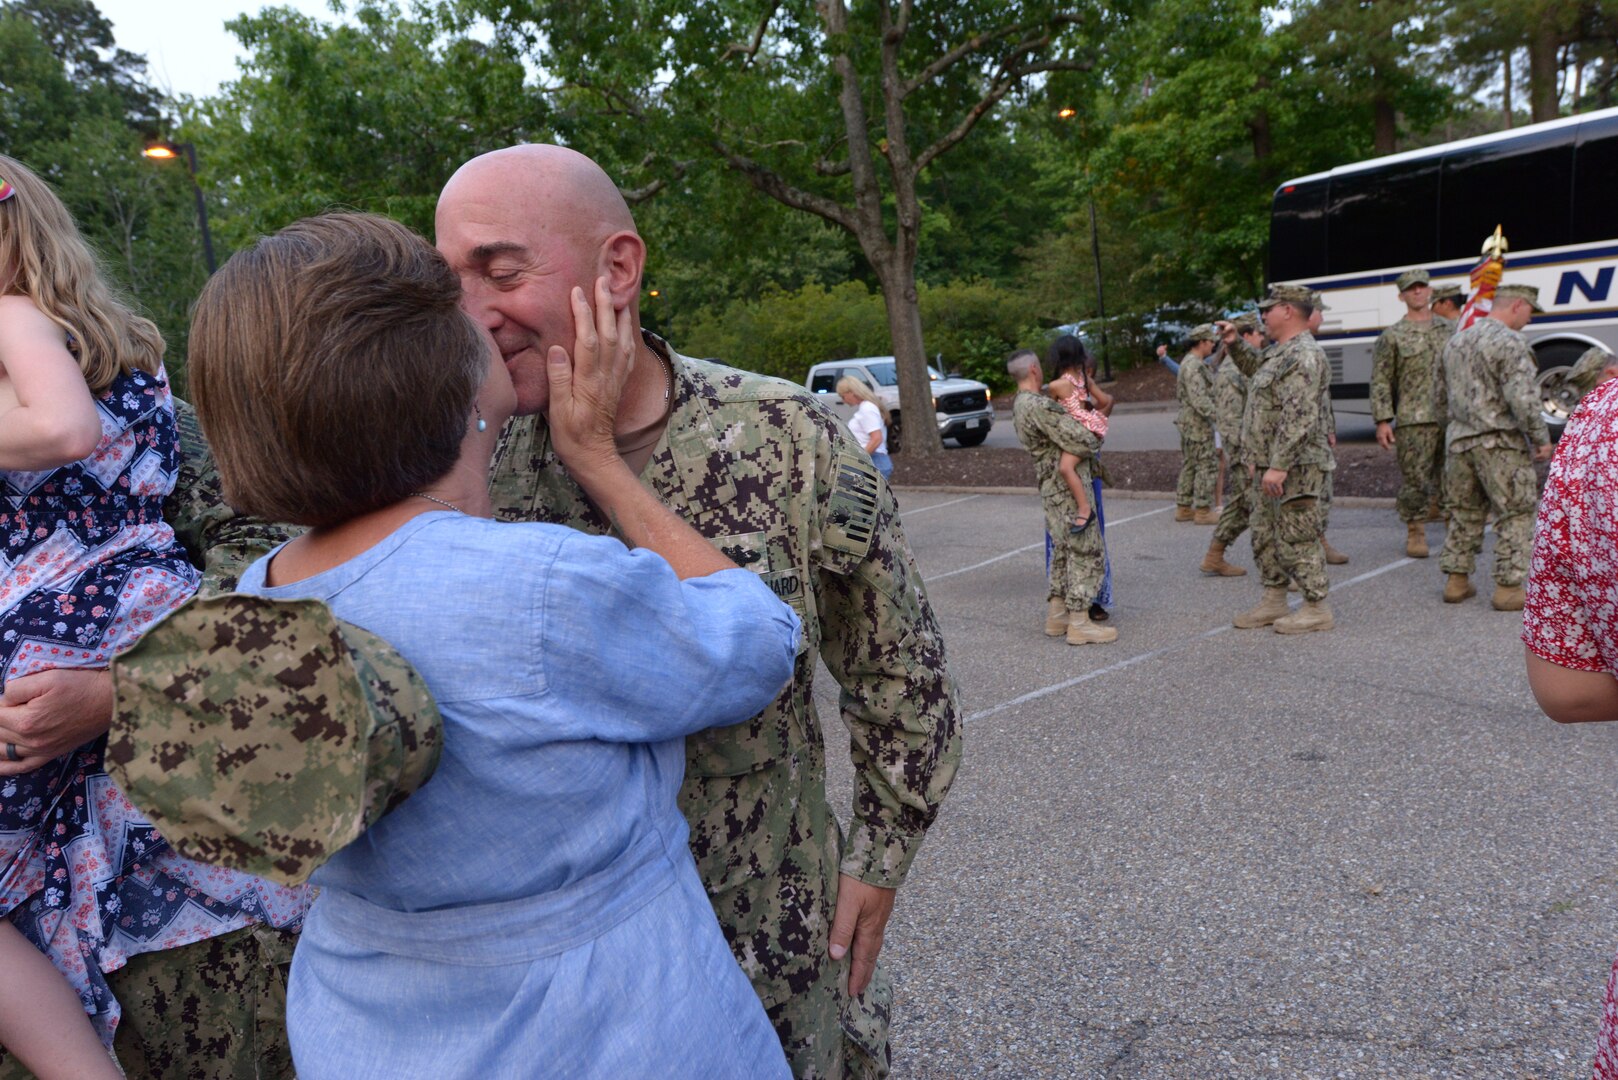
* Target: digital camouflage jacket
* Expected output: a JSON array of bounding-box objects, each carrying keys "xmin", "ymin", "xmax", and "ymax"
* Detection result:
[
  {"xmin": 1175, "ymin": 353, "xmax": 1217, "ymax": 439},
  {"xmin": 1011, "ymin": 390, "xmax": 1099, "ymax": 512},
  {"xmin": 1441, "ymin": 317, "xmax": 1550, "ymax": 453},
  {"xmin": 1370, "ymin": 315, "xmax": 1454, "ymax": 426},
  {"xmin": 1230, "ymin": 333, "xmax": 1335, "ymax": 473}
]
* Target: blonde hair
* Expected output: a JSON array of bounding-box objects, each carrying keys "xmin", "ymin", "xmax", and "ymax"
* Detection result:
[
  {"xmin": 835, "ymin": 375, "xmax": 890, "ymax": 423},
  {"xmin": 0, "ymin": 153, "xmax": 164, "ymax": 394}
]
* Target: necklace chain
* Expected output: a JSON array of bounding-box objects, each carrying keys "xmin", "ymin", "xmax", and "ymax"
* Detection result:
[{"xmin": 411, "ymin": 492, "xmax": 462, "ymax": 513}]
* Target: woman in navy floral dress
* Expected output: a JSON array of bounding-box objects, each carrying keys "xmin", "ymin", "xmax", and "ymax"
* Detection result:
[{"xmin": 0, "ymin": 155, "xmax": 307, "ymax": 1077}]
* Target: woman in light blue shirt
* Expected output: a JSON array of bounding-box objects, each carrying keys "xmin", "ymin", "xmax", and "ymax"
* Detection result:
[{"xmin": 187, "ymin": 213, "xmax": 797, "ymax": 1079}]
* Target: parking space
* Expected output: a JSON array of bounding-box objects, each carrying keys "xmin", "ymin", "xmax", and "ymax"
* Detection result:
[{"xmin": 818, "ymin": 491, "xmax": 1618, "ymax": 1077}]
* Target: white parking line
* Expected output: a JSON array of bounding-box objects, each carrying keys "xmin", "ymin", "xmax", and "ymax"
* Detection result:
[
  {"xmin": 925, "ymin": 504, "xmax": 1173, "ymax": 583},
  {"xmin": 966, "ymin": 551, "xmax": 1417, "ymax": 724},
  {"xmin": 901, "ymin": 494, "xmax": 981, "ymax": 516}
]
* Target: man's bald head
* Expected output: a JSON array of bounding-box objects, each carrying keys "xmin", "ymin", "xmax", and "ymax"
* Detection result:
[{"xmin": 434, "ymin": 144, "xmax": 649, "ymax": 417}]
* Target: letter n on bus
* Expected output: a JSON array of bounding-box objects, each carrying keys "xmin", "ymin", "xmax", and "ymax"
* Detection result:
[{"xmin": 1557, "ymin": 267, "xmax": 1615, "ymax": 306}]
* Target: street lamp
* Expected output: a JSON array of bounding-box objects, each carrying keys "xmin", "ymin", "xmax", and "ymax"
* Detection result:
[
  {"xmin": 142, "ymin": 141, "xmax": 216, "ymax": 274},
  {"xmin": 1057, "ymin": 107, "xmax": 1112, "ymax": 380}
]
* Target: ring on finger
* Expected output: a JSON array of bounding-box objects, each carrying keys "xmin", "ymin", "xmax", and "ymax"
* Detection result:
[{"xmin": 4, "ymin": 742, "xmax": 18, "ymax": 763}]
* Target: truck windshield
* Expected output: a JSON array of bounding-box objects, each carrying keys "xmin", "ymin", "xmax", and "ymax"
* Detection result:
[{"xmin": 863, "ymin": 361, "xmax": 899, "ymax": 386}]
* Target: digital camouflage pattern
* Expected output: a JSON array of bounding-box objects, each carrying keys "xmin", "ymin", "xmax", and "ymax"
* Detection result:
[
  {"xmin": 1229, "ymin": 334, "xmax": 1332, "ymax": 600},
  {"xmin": 0, "ymin": 924, "xmax": 298, "ymax": 1080},
  {"xmin": 1441, "ymin": 317, "xmax": 1550, "ymax": 454},
  {"xmin": 1438, "ymin": 445, "xmax": 1539, "ymax": 585},
  {"xmin": 107, "ymin": 594, "xmax": 443, "ymax": 887},
  {"xmin": 1213, "ymin": 360, "xmax": 1252, "ymax": 546},
  {"xmin": 1012, "ymin": 391, "xmax": 1105, "ymax": 610},
  {"xmin": 1249, "ymin": 465, "xmax": 1329, "ymax": 601},
  {"xmin": 1370, "ymin": 316, "xmax": 1454, "ymax": 426},
  {"xmin": 1175, "ymin": 352, "xmax": 1218, "ymax": 509},
  {"xmin": 1568, "ymin": 346, "xmax": 1617, "ymax": 398},
  {"xmin": 489, "ymin": 339, "xmax": 961, "ymax": 1080},
  {"xmin": 1392, "ymin": 423, "xmax": 1446, "ymax": 523}
]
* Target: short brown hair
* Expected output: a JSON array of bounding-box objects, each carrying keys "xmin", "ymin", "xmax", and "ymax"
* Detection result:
[{"xmin": 189, "ymin": 212, "xmax": 487, "ymax": 528}]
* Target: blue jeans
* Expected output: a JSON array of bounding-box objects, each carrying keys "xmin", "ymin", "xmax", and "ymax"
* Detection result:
[{"xmin": 871, "ymin": 451, "xmax": 893, "ymax": 480}]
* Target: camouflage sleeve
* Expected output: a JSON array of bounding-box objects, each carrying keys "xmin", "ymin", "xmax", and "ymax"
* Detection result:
[
  {"xmin": 1500, "ymin": 342, "xmax": 1551, "ymax": 446},
  {"xmin": 1369, "ymin": 329, "xmax": 1397, "ymax": 422},
  {"xmin": 1227, "ymin": 335, "xmax": 1264, "ymax": 378},
  {"xmin": 166, "ymin": 399, "xmax": 298, "ymax": 594},
  {"xmin": 1319, "ymin": 363, "xmax": 1336, "ymax": 438},
  {"xmin": 1033, "ymin": 400, "xmax": 1099, "ymax": 460},
  {"xmin": 106, "ymin": 594, "xmax": 443, "ymax": 886},
  {"xmin": 813, "ymin": 443, "xmax": 962, "ymax": 889},
  {"xmin": 1269, "ymin": 357, "xmax": 1318, "ymax": 472}
]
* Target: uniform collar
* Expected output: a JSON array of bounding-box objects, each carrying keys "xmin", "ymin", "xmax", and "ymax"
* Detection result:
[{"xmin": 639, "ymin": 332, "xmax": 738, "ymax": 512}]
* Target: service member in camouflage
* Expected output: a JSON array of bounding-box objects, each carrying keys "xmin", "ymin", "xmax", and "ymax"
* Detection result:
[
  {"xmin": 1305, "ymin": 293, "xmax": 1348, "ymax": 566},
  {"xmin": 1370, "ymin": 268, "xmax": 1455, "ymax": 558},
  {"xmin": 1566, "ymin": 345, "xmax": 1618, "ymax": 400},
  {"xmin": 0, "ymin": 401, "xmax": 445, "ymax": 1080},
  {"xmin": 1431, "ymin": 283, "xmax": 1465, "ymax": 321},
  {"xmin": 1174, "ymin": 325, "xmax": 1220, "ymax": 524},
  {"xmin": 1437, "ymin": 282, "xmax": 1555, "ymax": 610},
  {"xmin": 1007, "ymin": 350, "xmax": 1116, "ymax": 645},
  {"xmin": 1221, "ymin": 284, "xmax": 1335, "ymax": 634},
  {"xmin": 436, "ymin": 145, "xmax": 960, "ymax": 1080},
  {"xmin": 1202, "ymin": 316, "xmax": 1263, "ymax": 577}
]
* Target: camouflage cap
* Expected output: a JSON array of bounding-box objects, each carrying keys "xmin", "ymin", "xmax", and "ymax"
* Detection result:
[
  {"xmin": 1431, "ymin": 283, "xmax": 1464, "ymax": 303},
  {"xmin": 1187, "ymin": 323, "xmax": 1217, "ymax": 343},
  {"xmin": 1495, "ymin": 282, "xmax": 1545, "ymax": 313},
  {"xmin": 1232, "ymin": 314, "xmax": 1260, "ymax": 333},
  {"xmin": 1257, "ymin": 283, "xmax": 1314, "ymax": 310},
  {"xmin": 107, "ymin": 594, "xmax": 444, "ymax": 886},
  {"xmin": 1310, "ymin": 291, "xmax": 1329, "ymax": 312},
  {"xmin": 1395, "ymin": 269, "xmax": 1431, "ymax": 291},
  {"xmin": 1568, "ymin": 345, "xmax": 1618, "ymax": 395}
]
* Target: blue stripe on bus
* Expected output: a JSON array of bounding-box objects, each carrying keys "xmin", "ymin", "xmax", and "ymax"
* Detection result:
[
  {"xmin": 1300, "ymin": 243, "xmax": 1618, "ymax": 292},
  {"xmin": 1314, "ymin": 306, "xmax": 1618, "ymax": 342}
]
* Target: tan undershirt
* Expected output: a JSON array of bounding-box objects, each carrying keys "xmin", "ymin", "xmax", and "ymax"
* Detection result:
[{"xmin": 615, "ymin": 338, "xmax": 675, "ymax": 476}]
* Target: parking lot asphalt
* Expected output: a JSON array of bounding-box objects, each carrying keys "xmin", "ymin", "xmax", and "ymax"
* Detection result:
[{"xmin": 816, "ymin": 491, "xmax": 1618, "ymax": 1078}]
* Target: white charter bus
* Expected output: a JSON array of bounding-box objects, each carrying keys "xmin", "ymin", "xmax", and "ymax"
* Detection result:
[{"xmin": 1270, "ymin": 106, "xmax": 1618, "ymax": 435}]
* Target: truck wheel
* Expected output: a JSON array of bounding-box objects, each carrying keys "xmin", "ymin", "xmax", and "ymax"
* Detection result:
[
  {"xmin": 953, "ymin": 429, "xmax": 989, "ymax": 447},
  {"xmin": 886, "ymin": 414, "xmax": 901, "ymax": 453},
  {"xmin": 1535, "ymin": 341, "xmax": 1593, "ymax": 442}
]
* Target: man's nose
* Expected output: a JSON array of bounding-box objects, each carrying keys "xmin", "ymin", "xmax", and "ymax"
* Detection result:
[{"xmin": 459, "ymin": 280, "xmax": 501, "ymax": 328}]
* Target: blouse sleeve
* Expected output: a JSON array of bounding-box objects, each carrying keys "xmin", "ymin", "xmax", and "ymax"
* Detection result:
[
  {"xmin": 535, "ymin": 531, "xmax": 802, "ymax": 742},
  {"xmin": 1523, "ymin": 382, "xmax": 1618, "ymax": 673}
]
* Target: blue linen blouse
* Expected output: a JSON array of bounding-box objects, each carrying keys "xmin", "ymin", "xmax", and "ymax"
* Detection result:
[{"xmin": 237, "ymin": 511, "xmax": 799, "ymax": 1079}]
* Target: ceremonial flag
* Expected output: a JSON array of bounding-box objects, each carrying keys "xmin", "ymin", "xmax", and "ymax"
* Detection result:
[{"xmin": 1457, "ymin": 226, "xmax": 1508, "ymax": 331}]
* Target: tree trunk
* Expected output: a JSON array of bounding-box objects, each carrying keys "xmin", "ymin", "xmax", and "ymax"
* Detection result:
[
  {"xmin": 1503, "ymin": 50, "xmax": 1513, "ymax": 127},
  {"xmin": 1372, "ymin": 95, "xmax": 1397, "ymax": 154},
  {"xmin": 873, "ymin": 254, "xmax": 944, "ymax": 458},
  {"xmin": 1527, "ymin": 14, "xmax": 1561, "ymax": 122}
]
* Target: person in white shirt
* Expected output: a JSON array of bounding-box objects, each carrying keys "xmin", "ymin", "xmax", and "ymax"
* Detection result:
[{"xmin": 837, "ymin": 376, "xmax": 893, "ymax": 479}]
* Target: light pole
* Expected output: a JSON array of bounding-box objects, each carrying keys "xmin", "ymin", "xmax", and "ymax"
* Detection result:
[
  {"xmin": 1057, "ymin": 107, "xmax": 1112, "ymax": 381},
  {"xmin": 142, "ymin": 141, "xmax": 216, "ymax": 274}
]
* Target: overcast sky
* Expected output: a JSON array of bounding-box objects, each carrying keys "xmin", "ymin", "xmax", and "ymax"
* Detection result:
[{"xmin": 93, "ymin": 0, "xmax": 348, "ymax": 99}]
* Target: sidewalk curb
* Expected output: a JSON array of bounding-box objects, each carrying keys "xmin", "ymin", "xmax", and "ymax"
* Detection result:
[{"xmin": 893, "ymin": 484, "xmax": 1398, "ymax": 509}]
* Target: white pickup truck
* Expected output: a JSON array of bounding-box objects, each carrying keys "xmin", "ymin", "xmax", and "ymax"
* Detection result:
[{"xmin": 805, "ymin": 356, "xmax": 995, "ymax": 449}]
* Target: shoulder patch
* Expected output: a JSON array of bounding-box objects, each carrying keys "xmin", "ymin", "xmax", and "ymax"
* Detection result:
[{"xmin": 823, "ymin": 451, "xmax": 880, "ymax": 559}]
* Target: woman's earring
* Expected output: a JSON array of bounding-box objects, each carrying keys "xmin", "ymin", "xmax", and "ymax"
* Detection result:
[{"xmin": 475, "ymin": 404, "xmax": 487, "ymax": 433}]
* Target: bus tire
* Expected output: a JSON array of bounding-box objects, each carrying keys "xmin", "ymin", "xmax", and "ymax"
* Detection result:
[{"xmin": 1534, "ymin": 341, "xmax": 1594, "ymax": 442}]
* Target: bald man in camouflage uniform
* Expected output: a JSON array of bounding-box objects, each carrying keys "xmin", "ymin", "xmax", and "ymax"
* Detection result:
[
  {"xmin": 0, "ymin": 401, "xmax": 444, "ymax": 1080},
  {"xmin": 1222, "ymin": 284, "xmax": 1335, "ymax": 634},
  {"xmin": 1371, "ymin": 268, "xmax": 1455, "ymax": 558},
  {"xmin": 1174, "ymin": 325, "xmax": 1220, "ymax": 524},
  {"xmin": 1438, "ymin": 282, "xmax": 1555, "ymax": 610},
  {"xmin": 1202, "ymin": 315, "xmax": 1261, "ymax": 577},
  {"xmin": 1007, "ymin": 349, "xmax": 1115, "ymax": 645}
]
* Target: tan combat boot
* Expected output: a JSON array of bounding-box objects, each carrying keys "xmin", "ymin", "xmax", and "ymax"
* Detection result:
[
  {"xmin": 1426, "ymin": 499, "xmax": 1445, "ymax": 523},
  {"xmin": 1274, "ymin": 599, "xmax": 1334, "ymax": 634},
  {"xmin": 1193, "ymin": 507, "xmax": 1219, "ymax": 525},
  {"xmin": 1405, "ymin": 521, "xmax": 1429, "ymax": 559},
  {"xmin": 1200, "ymin": 540, "xmax": 1247, "ymax": 577},
  {"xmin": 1044, "ymin": 597, "xmax": 1069, "ymax": 636},
  {"xmin": 1491, "ymin": 584, "xmax": 1525, "ymax": 611},
  {"xmin": 1174, "ymin": 505, "xmax": 1194, "ymax": 522},
  {"xmin": 1066, "ymin": 609, "xmax": 1118, "ymax": 645},
  {"xmin": 1321, "ymin": 536, "xmax": 1349, "ymax": 565},
  {"xmin": 1233, "ymin": 587, "xmax": 1290, "ymax": 629},
  {"xmin": 1443, "ymin": 573, "xmax": 1476, "ymax": 603}
]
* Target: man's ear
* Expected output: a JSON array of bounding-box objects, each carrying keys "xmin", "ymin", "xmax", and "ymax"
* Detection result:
[{"xmin": 599, "ymin": 231, "xmax": 647, "ymax": 312}]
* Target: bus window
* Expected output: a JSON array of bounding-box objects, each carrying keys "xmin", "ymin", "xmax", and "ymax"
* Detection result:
[
  {"xmin": 1326, "ymin": 158, "xmax": 1440, "ymax": 275},
  {"xmin": 1573, "ymin": 112, "xmax": 1618, "ymax": 246},
  {"xmin": 1269, "ymin": 178, "xmax": 1328, "ymax": 281},
  {"xmin": 1440, "ymin": 126, "xmax": 1574, "ymax": 257}
]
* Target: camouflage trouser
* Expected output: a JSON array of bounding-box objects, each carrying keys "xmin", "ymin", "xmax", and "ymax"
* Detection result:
[
  {"xmin": 1251, "ymin": 464, "xmax": 1329, "ymax": 602},
  {"xmin": 683, "ymin": 753, "xmax": 890, "ymax": 1080},
  {"xmin": 1394, "ymin": 422, "xmax": 1446, "ymax": 523},
  {"xmin": 0, "ymin": 925, "xmax": 296, "ymax": 1080},
  {"xmin": 1213, "ymin": 454, "xmax": 1252, "ymax": 546},
  {"xmin": 1315, "ymin": 466, "xmax": 1334, "ymax": 533},
  {"xmin": 1042, "ymin": 490, "xmax": 1105, "ymax": 612},
  {"xmin": 1175, "ymin": 431, "xmax": 1217, "ymax": 509},
  {"xmin": 1438, "ymin": 444, "xmax": 1538, "ymax": 586}
]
